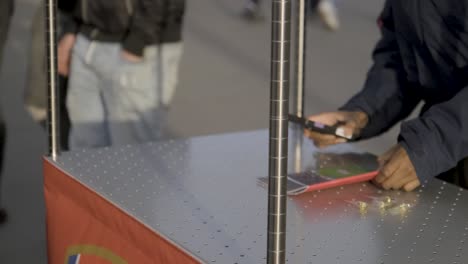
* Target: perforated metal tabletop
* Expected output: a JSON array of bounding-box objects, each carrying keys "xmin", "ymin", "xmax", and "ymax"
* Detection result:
[{"xmin": 50, "ymin": 130, "xmax": 468, "ymax": 264}]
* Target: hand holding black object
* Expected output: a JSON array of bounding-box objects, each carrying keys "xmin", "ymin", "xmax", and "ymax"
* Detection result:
[{"xmin": 304, "ymin": 111, "xmax": 369, "ymax": 148}]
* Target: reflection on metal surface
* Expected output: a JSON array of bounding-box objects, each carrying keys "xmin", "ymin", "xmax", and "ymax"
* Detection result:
[
  {"xmin": 53, "ymin": 130, "xmax": 468, "ymax": 264},
  {"xmin": 349, "ymin": 190, "xmax": 419, "ymax": 217},
  {"xmin": 291, "ymin": 125, "xmax": 303, "ymax": 174},
  {"xmin": 359, "ymin": 201, "xmax": 369, "ymax": 217},
  {"xmin": 384, "ymin": 196, "xmax": 392, "ymax": 206},
  {"xmin": 398, "ymin": 203, "xmax": 411, "ymax": 216}
]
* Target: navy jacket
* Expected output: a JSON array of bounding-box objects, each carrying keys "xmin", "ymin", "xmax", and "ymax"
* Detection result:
[{"xmin": 341, "ymin": 0, "xmax": 468, "ymax": 181}]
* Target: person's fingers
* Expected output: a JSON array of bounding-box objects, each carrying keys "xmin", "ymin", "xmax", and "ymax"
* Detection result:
[
  {"xmin": 316, "ymin": 139, "xmax": 347, "ymax": 148},
  {"xmin": 307, "ymin": 112, "xmax": 343, "ymax": 126},
  {"xmin": 314, "ymin": 134, "xmax": 343, "ymax": 146},
  {"xmin": 308, "ymin": 112, "xmax": 359, "ymax": 140},
  {"xmin": 375, "ymin": 154, "xmax": 400, "ymax": 185},
  {"xmin": 335, "ymin": 124, "xmax": 356, "ymax": 140},
  {"xmin": 304, "ymin": 130, "xmax": 345, "ymax": 148},
  {"xmin": 381, "ymin": 167, "xmax": 413, "ymax": 190},
  {"xmin": 403, "ymin": 179, "xmax": 421, "ymax": 192},
  {"xmin": 122, "ymin": 50, "xmax": 144, "ymax": 62},
  {"xmin": 304, "ymin": 130, "xmax": 335, "ymax": 142},
  {"xmin": 378, "ymin": 145, "xmax": 399, "ymax": 165},
  {"xmin": 376, "ymin": 146, "xmax": 420, "ymax": 191}
]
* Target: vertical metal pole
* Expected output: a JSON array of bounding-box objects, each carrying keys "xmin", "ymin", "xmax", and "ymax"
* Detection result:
[
  {"xmin": 45, "ymin": 0, "xmax": 60, "ymax": 159},
  {"xmin": 267, "ymin": 0, "xmax": 291, "ymax": 263},
  {"xmin": 292, "ymin": 0, "xmax": 307, "ymax": 174},
  {"xmin": 293, "ymin": 128, "xmax": 303, "ymax": 173},
  {"xmin": 292, "ymin": 0, "xmax": 307, "ymax": 118}
]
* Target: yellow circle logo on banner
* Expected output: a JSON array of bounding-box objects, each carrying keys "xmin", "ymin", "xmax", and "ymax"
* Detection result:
[{"xmin": 65, "ymin": 245, "xmax": 127, "ymax": 264}]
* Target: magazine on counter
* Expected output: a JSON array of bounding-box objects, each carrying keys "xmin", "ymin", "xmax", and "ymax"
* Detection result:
[{"xmin": 260, "ymin": 152, "xmax": 379, "ymax": 196}]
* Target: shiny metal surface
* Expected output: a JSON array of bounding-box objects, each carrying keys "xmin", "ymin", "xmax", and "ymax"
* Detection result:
[
  {"xmin": 45, "ymin": 0, "xmax": 60, "ymax": 159},
  {"xmin": 291, "ymin": 124, "xmax": 304, "ymax": 174},
  {"xmin": 292, "ymin": 0, "xmax": 306, "ymax": 118},
  {"xmin": 52, "ymin": 130, "xmax": 468, "ymax": 264},
  {"xmin": 269, "ymin": 0, "xmax": 291, "ymax": 263}
]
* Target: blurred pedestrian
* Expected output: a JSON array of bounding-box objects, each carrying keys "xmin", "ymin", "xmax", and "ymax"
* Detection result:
[
  {"xmin": 61, "ymin": 0, "xmax": 186, "ymax": 149},
  {"xmin": 242, "ymin": 0, "xmax": 340, "ymax": 31},
  {"xmin": 0, "ymin": 0, "xmax": 14, "ymax": 224}
]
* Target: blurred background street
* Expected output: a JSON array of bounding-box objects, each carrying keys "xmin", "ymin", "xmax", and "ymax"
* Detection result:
[{"xmin": 0, "ymin": 0, "xmax": 395, "ymax": 262}]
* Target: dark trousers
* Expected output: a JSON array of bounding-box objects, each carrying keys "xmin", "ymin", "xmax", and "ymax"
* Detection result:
[
  {"xmin": 59, "ymin": 76, "xmax": 71, "ymax": 150},
  {"xmin": 39, "ymin": 76, "xmax": 71, "ymax": 151}
]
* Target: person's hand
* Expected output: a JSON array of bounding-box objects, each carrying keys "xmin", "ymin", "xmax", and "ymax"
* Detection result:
[
  {"xmin": 373, "ymin": 144, "xmax": 421, "ymax": 192},
  {"xmin": 58, "ymin": 34, "xmax": 76, "ymax": 76},
  {"xmin": 305, "ymin": 111, "xmax": 368, "ymax": 148},
  {"xmin": 121, "ymin": 50, "xmax": 143, "ymax": 63}
]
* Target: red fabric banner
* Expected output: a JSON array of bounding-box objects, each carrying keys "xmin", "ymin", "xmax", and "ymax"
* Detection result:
[{"xmin": 44, "ymin": 159, "xmax": 200, "ymax": 264}]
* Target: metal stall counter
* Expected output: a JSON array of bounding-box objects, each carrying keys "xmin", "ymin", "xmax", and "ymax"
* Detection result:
[{"xmin": 43, "ymin": 129, "xmax": 468, "ymax": 264}]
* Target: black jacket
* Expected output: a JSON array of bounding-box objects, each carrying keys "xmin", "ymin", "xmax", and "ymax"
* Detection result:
[
  {"xmin": 341, "ymin": 0, "xmax": 468, "ymax": 181},
  {"xmin": 61, "ymin": 0, "xmax": 186, "ymax": 56}
]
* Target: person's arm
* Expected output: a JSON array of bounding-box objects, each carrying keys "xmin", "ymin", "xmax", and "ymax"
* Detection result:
[
  {"xmin": 399, "ymin": 86, "xmax": 468, "ymax": 181},
  {"xmin": 122, "ymin": 0, "xmax": 166, "ymax": 58},
  {"xmin": 373, "ymin": 86, "xmax": 468, "ymax": 191},
  {"xmin": 340, "ymin": 2, "xmax": 421, "ymax": 139}
]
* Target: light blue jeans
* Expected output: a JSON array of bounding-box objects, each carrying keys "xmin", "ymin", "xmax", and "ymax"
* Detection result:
[{"xmin": 67, "ymin": 35, "xmax": 182, "ymax": 149}]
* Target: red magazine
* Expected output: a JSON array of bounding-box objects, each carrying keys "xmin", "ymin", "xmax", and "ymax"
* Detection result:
[{"xmin": 260, "ymin": 152, "xmax": 379, "ymax": 196}]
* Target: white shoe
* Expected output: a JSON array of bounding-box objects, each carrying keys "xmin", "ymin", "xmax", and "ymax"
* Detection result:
[{"xmin": 318, "ymin": 0, "xmax": 340, "ymax": 31}]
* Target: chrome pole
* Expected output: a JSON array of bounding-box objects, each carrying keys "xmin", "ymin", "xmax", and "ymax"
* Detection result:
[
  {"xmin": 292, "ymin": 0, "xmax": 306, "ymax": 118},
  {"xmin": 267, "ymin": 0, "xmax": 291, "ymax": 263},
  {"xmin": 293, "ymin": 127, "xmax": 303, "ymax": 173},
  {"xmin": 45, "ymin": 0, "xmax": 60, "ymax": 159},
  {"xmin": 292, "ymin": 0, "xmax": 307, "ymax": 174}
]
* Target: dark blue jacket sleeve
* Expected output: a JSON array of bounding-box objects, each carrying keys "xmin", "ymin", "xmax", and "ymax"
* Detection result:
[
  {"xmin": 340, "ymin": 2, "xmax": 421, "ymax": 139},
  {"xmin": 399, "ymin": 86, "xmax": 468, "ymax": 181}
]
